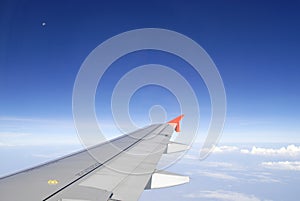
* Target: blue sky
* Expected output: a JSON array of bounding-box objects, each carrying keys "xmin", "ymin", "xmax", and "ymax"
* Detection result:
[
  {"xmin": 1, "ymin": 0, "xmax": 299, "ymax": 143},
  {"xmin": 0, "ymin": 1, "xmax": 300, "ymax": 200}
]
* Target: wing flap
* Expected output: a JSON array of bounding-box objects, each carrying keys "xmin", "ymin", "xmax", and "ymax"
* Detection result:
[
  {"xmin": 145, "ymin": 170, "xmax": 190, "ymax": 189},
  {"xmin": 47, "ymin": 185, "xmax": 112, "ymax": 201},
  {"xmin": 164, "ymin": 141, "xmax": 190, "ymax": 154}
]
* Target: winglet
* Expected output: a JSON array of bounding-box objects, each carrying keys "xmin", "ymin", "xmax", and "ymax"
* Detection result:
[{"xmin": 168, "ymin": 114, "xmax": 184, "ymax": 132}]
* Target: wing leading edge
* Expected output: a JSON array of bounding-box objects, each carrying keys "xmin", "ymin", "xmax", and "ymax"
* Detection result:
[{"xmin": 0, "ymin": 115, "xmax": 189, "ymax": 201}]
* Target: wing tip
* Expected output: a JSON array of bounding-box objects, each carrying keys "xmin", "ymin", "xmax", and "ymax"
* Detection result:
[{"xmin": 168, "ymin": 114, "xmax": 184, "ymax": 132}]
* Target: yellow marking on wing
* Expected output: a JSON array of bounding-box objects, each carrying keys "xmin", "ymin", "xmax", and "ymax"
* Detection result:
[{"xmin": 47, "ymin": 179, "xmax": 59, "ymax": 185}]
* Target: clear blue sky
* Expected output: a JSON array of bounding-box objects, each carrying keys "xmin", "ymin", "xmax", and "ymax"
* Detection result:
[{"xmin": 0, "ymin": 0, "xmax": 299, "ymax": 143}]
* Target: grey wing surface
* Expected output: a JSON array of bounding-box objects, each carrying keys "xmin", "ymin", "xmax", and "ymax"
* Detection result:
[{"xmin": 0, "ymin": 122, "xmax": 188, "ymax": 201}]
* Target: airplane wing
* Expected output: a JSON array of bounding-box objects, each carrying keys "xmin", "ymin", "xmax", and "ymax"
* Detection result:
[{"xmin": 0, "ymin": 115, "xmax": 190, "ymax": 201}]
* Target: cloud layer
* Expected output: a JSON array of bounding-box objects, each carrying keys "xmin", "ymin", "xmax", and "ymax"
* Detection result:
[
  {"xmin": 241, "ymin": 145, "xmax": 300, "ymax": 157},
  {"xmin": 261, "ymin": 161, "xmax": 300, "ymax": 171},
  {"xmin": 212, "ymin": 145, "xmax": 239, "ymax": 153},
  {"xmin": 210, "ymin": 144, "xmax": 300, "ymax": 157},
  {"xmin": 184, "ymin": 190, "xmax": 261, "ymax": 201},
  {"xmin": 197, "ymin": 171, "xmax": 238, "ymax": 180}
]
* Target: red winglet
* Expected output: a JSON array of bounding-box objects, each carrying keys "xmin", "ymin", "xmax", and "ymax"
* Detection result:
[{"xmin": 168, "ymin": 114, "xmax": 184, "ymax": 132}]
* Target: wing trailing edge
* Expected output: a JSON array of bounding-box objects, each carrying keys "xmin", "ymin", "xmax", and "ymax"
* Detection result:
[
  {"xmin": 164, "ymin": 141, "xmax": 190, "ymax": 154},
  {"xmin": 145, "ymin": 170, "xmax": 189, "ymax": 189}
]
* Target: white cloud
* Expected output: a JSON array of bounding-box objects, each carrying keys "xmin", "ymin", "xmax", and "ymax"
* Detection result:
[
  {"xmin": 212, "ymin": 145, "xmax": 239, "ymax": 153},
  {"xmin": 33, "ymin": 153, "xmax": 63, "ymax": 159},
  {"xmin": 0, "ymin": 132, "xmax": 31, "ymax": 147},
  {"xmin": 261, "ymin": 161, "xmax": 300, "ymax": 171},
  {"xmin": 198, "ymin": 171, "xmax": 238, "ymax": 181},
  {"xmin": 196, "ymin": 170, "xmax": 279, "ymax": 183},
  {"xmin": 184, "ymin": 190, "xmax": 261, "ymax": 201},
  {"xmin": 242, "ymin": 172, "xmax": 280, "ymax": 183},
  {"xmin": 32, "ymin": 149, "xmax": 81, "ymax": 159},
  {"xmin": 201, "ymin": 144, "xmax": 300, "ymax": 157},
  {"xmin": 0, "ymin": 132, "xmax": 31, "ymax": 138},
  {"xmin": 183, "ymin": 154, "xmax": 198, "ymax": 160},
  {"xmin": 202, "ymin": 161, "xmax": 234, "ymax": 168},
  {"xmin": 0, "ymin": 142, "xmax": 13, "ymax": 147},
  {"xmin": 0, "ymin": 133, "xmax": 80, "ymax": 147},
  {"xmin": 241, "ymin": 145, "xmax": 300, "ymax": 157}
]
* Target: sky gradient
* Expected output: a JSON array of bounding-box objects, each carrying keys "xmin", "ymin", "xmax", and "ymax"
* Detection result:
[
  {"xmin": 1, "ymin": 1, "xmax": 300, "ymax": 200},
  {"xmin": 1, "ymin": 0, "xmax": 299, "ymax": 143}
]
